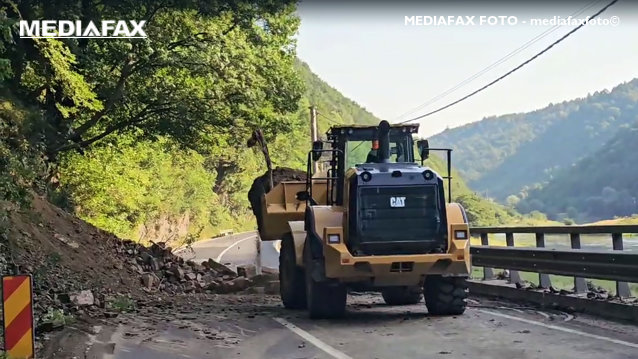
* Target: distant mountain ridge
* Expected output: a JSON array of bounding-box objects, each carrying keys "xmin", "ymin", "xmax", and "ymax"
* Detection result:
[
  {"xmin": 518, "ymin": 119, "xmax": 638, "ymax": 222},
  {"xmin": 429, "ymin": 79, "xmax": 638, "ymax": 202}
]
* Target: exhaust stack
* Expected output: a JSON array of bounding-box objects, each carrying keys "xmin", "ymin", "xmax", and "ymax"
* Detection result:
[{"xmin": 378, "ymin": 120, "xmax": 391, "ymax": 163}]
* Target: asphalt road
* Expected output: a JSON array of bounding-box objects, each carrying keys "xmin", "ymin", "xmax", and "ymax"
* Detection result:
[
  {"xmin": 76, "ymin": 234, "xmax": 638, "ymax": 359},
  {"xmin": 83, "ymin": 294, "xmax": 638, "ymax": 359},
  {"xmin": 177, "ymin": 232, "xmax": 259, "ymax": 265},
  {"xmin": 176, "ymin": 232, "xmax": 280, "ymax": 271}
]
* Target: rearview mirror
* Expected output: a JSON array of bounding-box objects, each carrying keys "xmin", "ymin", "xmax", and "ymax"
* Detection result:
[
  {"xmin": 296, "ymin": 191, "xmax": 310, "ymax": 201},
  {"xmin": 312, "ymin": 141, "xmax": 323, "ymax": 161},
  {"xmin": 417, "ymin": 139, "xmax": 430, "ymax": 160}
]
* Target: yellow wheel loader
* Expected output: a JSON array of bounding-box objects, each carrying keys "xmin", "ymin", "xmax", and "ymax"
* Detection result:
[{"xmin": 258, "ymin": 120, "xmax": 470, "ymax": 319}]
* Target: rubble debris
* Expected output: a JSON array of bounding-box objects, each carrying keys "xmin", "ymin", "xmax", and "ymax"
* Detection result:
[
  {"xmin": 3, "ymin": 194, "xmax": 283, "ymax": 359},
  {"xmin": 109, "ymin": 239, "xmax": 265, "ymax": 296},
  {"xmin": 141, "ymin": 273, "xmax": 159, "ymax": 289},
  {"xmin": 264, "ymin": 280, "xmax": 280, "ymax": 295},
  {"xmin": 495, "ymin": 270, "xmax": 510, "ymax": 280},
  {"xmin": 70, "ymin": 290, "xmax": 95, "ymax": 306},
  {"xmin": 237, "ymin": 265, "xmax": 257, "ymax": 278},
  {"xmin": 54, "ymin": 233, "xmax": 80, "ymax": 249}
]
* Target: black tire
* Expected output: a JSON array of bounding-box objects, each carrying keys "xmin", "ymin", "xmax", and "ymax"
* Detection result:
[
  {"xmin": 381, "ymin": 286, "xmax": 423, "ymax": 305},
  {"xmin": 304, "ymin": 242, "xmax": 347, "ymax": 319},
  {"xmin": 424, "ymin": 276, "xmax": 468, "ymax": 315},
  {"xmin": 279, "ymin": 233, "xmax": 306, "ymax": 309}
]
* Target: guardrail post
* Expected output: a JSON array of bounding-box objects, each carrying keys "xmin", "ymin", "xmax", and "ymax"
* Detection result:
[
  {"xmin": 255, "ymin": 236, "xmax": 262, "ymax": 276},
  {"xmin": 535, "ymin": 233, "xmax": 552, "ymax": 289},
  {"xmin": 612, "ymin": 233, "xmax": 631, "ymax": 298},
  {"xmin": 480, "ymin": 233, "xmax": 494, "ymax": 280},
  {"xmin": 505, "ymin": 232, "xmax": 521, "ymax": 284},
  {"xmin": 570, "ymin": 233, "xmax": 587, "ymax": 294}
]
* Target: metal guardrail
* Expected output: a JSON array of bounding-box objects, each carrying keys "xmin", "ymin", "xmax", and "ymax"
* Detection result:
[
  {"xmin": 470, "ymin": 225, "xmax": 638, "ymax": 298},
  {"xmin": 471, "ymin": 246, "xmax": 638, "ymax": 283}
]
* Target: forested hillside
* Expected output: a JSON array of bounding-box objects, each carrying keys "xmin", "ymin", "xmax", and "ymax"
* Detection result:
[
  {"xmin": 54, "ymin": 61, "xmax": 387, "ymax": 242},
  {"xmin": 518, "ymin": 121, "xmax": 638, "ymax": 222},
  {"xmin": 422, "ymin": 155, "xmax": 554, "ymax": 226},
  {"xmin": 430, "ymin": 80, "xmax": 638, "ymax": 202},
  {"xmin": 1, "ymin": 1, "xmax": 303, "ymax": 243}
]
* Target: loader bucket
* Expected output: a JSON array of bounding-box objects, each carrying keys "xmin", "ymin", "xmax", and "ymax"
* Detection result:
[{"xmin": 258, "ymin": 180, "xmax": 327, "ymax": 241}]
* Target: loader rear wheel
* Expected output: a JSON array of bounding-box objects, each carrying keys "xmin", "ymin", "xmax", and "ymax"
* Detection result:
[
  {"xmin": 381, "ymin": 286, "xmax": 423, "ymax": 305},
  {"xmin": 279, "ymin": 234, "xmax": 306, "ymax": 309},
  {"xmin": 304, "ymin": 243, "xmax": 347, "ymax": 319},
  {"xmin": 424, "ymin": 276, "xmax": 468, "ymax": 315}
]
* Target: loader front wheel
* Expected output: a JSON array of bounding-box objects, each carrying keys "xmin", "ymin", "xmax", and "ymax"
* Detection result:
[
  {"xmin": 304, "ymin": 243, "xmax": 346, "ymax": 319},
  {"xmin": 279, "ymin": 233, "xmax": 306, "ymax": 309},
  {"xmin": 381, "ymin": 286, "xmax": 423, "ymax": 305},
  {"xmin": 424, "ymin": 276, "xmax": 468, "ymax": 315}
]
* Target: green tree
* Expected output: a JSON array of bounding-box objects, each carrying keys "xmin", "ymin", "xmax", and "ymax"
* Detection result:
[{"xmin": 2, "ymin": 0, "xmax": 302, "ymax": 164}]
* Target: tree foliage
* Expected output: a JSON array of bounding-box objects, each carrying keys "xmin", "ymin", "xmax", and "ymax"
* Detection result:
[
  {"xmin": 422, "ymin": 154, "xmax": 542, "ymax": 226},
  {"xmin": 53, "ymin": 56, "xmax": 399, "ymax": 241},
  {"xmin": 1, "ymin": 0, "xmax": 301, "ymax": 160},
  {"xmin": 0, "ymin": 97, "xmax": 46, "ymax": 205},
  {"xmin": 518, "ymin": 120, "xmax": 638, "ymax": 222},
  {"xmin": 59, "ymin": 139, "xmax": 220, "ymax": 239},
  {"xmin": 1, "ymin": 0, "xmax": 303, "ymax": 240}
]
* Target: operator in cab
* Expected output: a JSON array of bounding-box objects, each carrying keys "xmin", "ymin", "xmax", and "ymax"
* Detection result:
[{"xmin": 366, "ymin": 140, "xmax": 379, "ymax": 163}]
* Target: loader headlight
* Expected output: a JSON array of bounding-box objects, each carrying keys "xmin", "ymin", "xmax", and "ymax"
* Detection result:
[
  {"xmin": 361, "ymin": 171, "xmax": 372, "ymax": 182},
  {"xmin": 328, "ymin": 234, "xmax": 340, "ymax": 244},
  {"xmin": 422, "ymin": 170, "xmax": 434, "ymax": 180},
  {"xmin": 454, "ymin": 230, "xmax": 468, "ymax": 240}
]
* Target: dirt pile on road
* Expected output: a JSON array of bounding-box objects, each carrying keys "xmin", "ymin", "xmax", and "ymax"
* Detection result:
[
  {"xmin": 247, "ymin": 167, "xmax": 306, "ymax": 234},
  {"xmin": 1, "ymin": 196, "xmax": 269, "ymax": 339}
]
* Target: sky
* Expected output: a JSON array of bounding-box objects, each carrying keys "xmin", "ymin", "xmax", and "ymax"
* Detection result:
[{"xmin": 295, "ymin": 0, "xmax": 638, "ymax": 137}]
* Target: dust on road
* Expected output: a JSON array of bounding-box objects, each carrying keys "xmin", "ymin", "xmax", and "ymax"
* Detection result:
[{"xmin": 47, "ymin": 292, "xmax": 638, "ymax": 359}]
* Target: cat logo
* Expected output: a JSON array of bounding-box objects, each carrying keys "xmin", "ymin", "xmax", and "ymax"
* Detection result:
[{"xmin": 390, "ymin": 196, "xmax": 406, "ymax": 208}]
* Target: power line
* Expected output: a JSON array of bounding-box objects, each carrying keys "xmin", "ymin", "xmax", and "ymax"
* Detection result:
[
  {"xmin": 398, "ymin": 0, "xmax": 617, "ymax": 125},
  {"xmin": 394, "ymin": 0, "xmax": 602, "ymax": 122},
  {"xmin": 316, "ymin": 111, "xmax": 341, "ymax": 125}
]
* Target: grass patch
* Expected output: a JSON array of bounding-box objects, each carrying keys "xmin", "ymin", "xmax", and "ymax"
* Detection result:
[
  {"xmin": 108, "ymin": 295, "xmax": 136, "ymax": 312},
  {"xmin": 41, "ymin": 308, "xmax": 74, "ymax": 327}
]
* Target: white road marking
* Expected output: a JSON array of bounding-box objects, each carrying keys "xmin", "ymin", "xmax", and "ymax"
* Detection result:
[
  {"xmin": 534, "ymin": 310, "xmax": 550, "ymax": 319},
  {"xmin": 273, "ymin": 317, "xmax": 354, "ymax": 359},
  {"xmin": 477, "ymin": 309, "xmax": 638, "ymax": 349},
  {"xmin": 174, "ymin": 230, "xmax": 257, "ymax": 257},
  {"xmin": 558, "ymin": 311, "xmax": 575, "ymax": 322},
  {"xmin": 215, "ymin": 234, "xmax": 257, "ymax": 263}
]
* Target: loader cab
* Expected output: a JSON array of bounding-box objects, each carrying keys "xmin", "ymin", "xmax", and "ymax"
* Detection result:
[
  {"xmin": 307, "ymin": 121, "xmax": 420, "ymax": 206},
  {"xmin": 303, "ymin": 120, "xmax": 455, "ymax": 256}
]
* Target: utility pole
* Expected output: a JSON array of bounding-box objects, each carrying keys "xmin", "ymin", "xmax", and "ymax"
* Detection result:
[{"xmin": 309, "ymin": 106, "xmax": 319, "ymax": 173}]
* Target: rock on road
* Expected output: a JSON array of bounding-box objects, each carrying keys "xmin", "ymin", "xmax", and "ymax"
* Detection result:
[{"xmin": 68, "ymin": 234, "xmax": 638, "ymax": 359}]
